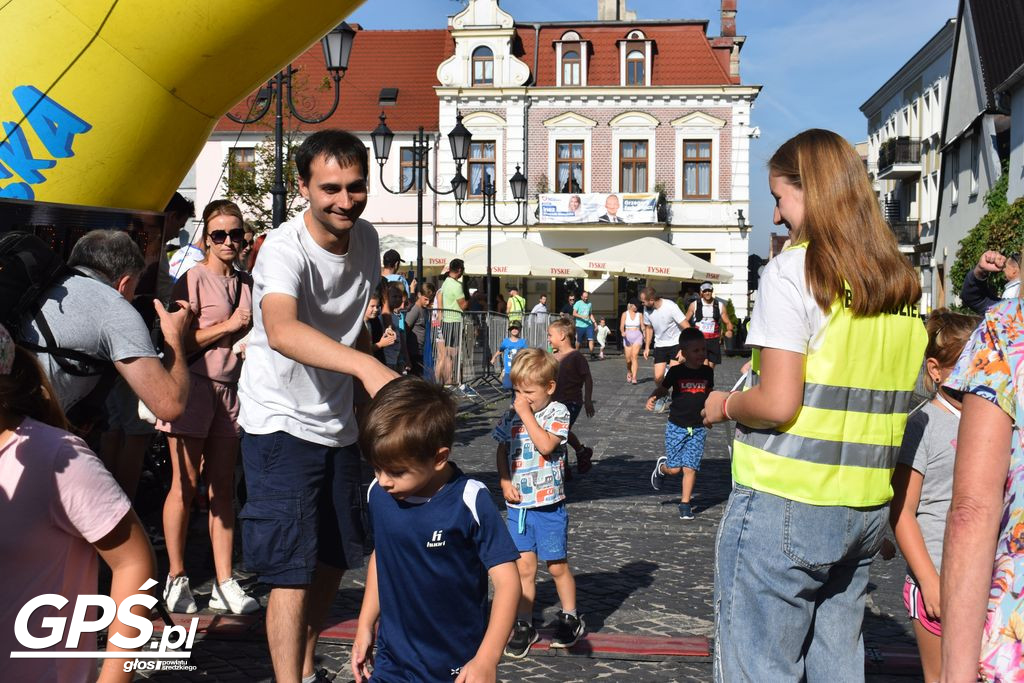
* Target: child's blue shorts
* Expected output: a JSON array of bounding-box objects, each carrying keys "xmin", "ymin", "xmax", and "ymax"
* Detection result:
[
  {"xmin": 506, "ymin": 502, "xmax": 568, "ymax": 561},
  {"xmin": 665, "ymin": 423, "xmax": 707, "ymax": 470}
]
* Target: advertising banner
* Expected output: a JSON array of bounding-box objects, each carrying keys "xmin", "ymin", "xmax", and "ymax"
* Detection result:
[{"xmin": 538, "ymin": 193, "xmax": 658, "ymax": 224}]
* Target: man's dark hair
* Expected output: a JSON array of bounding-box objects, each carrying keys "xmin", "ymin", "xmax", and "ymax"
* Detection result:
[
  {"xmin": 679, "ymin": 327, "xmax": 706, "ymax": 346},
  {"xmin": 68, "ymin": 230, "xmax": 146, "ymax": 285},
  {"xmin": 360, "ymin": 377, "xmax": 456, "ymax": 468},
  {"xmin": 164, "ymin": 192, "xmax": 195, "ymax": 218},
  {"xmin": 295, "ymin": 129, "xmax": 368, "ymax": 183}
]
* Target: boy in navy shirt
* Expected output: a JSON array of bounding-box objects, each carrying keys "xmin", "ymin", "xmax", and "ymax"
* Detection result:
[
  {"xmin": 352, "ymin": 377, "xmax": 521, "ymax": 682},
  {"xmin": 490, "ymin": 320, "xmax": 528, "ymax": 389},
  {"xmin": 647, "ymin": 327, "xmax": 713, "ymax": 520},
  {"xmin": 495, "ymin": 348, "xmax": 585, "ymax": 658}
]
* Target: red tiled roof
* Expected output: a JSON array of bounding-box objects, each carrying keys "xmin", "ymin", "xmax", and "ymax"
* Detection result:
[
  {"xmin": 216, "ymin": 28, "xmax": 449, "ymax": 134},
  {"xmin": 515, "ymin": 23, "xmax": 734, "ymax": 87}
]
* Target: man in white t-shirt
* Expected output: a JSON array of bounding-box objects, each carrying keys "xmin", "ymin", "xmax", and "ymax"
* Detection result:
[
  {"xmin": 640, "ymin": 286, "xmax": 688, "ymax": 392},
  {"xmin": 237, "ymin": 130, "xmax": 399, "ymax": 683}
]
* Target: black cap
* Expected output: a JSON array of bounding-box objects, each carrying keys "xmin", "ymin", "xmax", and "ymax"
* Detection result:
[{"xmin": 382, "ymin": 249, "xmax": 403, "ymax": 267}]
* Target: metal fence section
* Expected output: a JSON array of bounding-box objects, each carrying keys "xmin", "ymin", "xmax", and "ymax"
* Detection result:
[{"xmin": 420, "ymin": 308, "xmax": 557, "ymax": 402}]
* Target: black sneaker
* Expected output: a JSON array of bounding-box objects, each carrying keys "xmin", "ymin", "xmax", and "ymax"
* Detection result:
[
  {"xmin": 678, "ymin": 502, "xmax": 695, "ymax": 520},
  {"xmin": 550, "ymin": 611, "xmax": 585, "ymax": 648},
  {"xmin": 504, "ymin": 620, "xmax": 539, "ymax": 658}
]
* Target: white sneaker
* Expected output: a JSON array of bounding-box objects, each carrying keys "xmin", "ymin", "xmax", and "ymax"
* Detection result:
[
  {"xmin": 209, "ymin": 577, "xmax": 259, "ymax": 614},
  {"xmin": 654, "ymin": 396, "xmax": 669, "ymax": 413},
  {"xmin": 163, "ymin": 575, "xmax": 198, "ymax": 614},
  {"xmin": 650, "ymin": 456, "xmax": 668, "ymax": 491}
]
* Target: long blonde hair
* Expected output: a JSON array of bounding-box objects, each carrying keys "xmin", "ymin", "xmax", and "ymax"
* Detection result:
[{"xmin": 769, "ymin": 129, "xmax": 921, "ymax": 316}]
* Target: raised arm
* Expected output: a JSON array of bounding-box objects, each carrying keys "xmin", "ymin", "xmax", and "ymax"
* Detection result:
[
  {"xmin": 116, "ymin": 300, "xmax": 191, "ymax": 422},
  {"xmin": 262, "ymin": 292, "xmax": 398, "ymax": 397}
]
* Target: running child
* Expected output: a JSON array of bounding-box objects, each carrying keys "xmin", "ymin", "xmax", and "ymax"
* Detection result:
[
  {"xmin": 547, "ymin": 318, "xmax": 594, "ymax": 475},
  {"xmin": 648, "ymin": 327, "xmax": 713, "ymax": 520},
  {"xmin": 595, "ymin": 317, "xmax": 611, "ymax": 360},
  {"xmin": 491, "ymin": 319, "xmax": 528, "ymax": 389},
  {"xmin": 495, "ymin": 348, "xmax": 585, "ymax": 658},
  {"xmin": 352, "ymin": 377, "xmax": 521, "ymax": 682},
  {"xmin": 889, "ymin": 309, "xmax": 979, "ymax": 682}
]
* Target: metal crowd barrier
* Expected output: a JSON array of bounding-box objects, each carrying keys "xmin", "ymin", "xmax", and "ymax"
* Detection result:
[{"xmin": 420, "ymin": 308, "xmax": 558, "ymax": 402}]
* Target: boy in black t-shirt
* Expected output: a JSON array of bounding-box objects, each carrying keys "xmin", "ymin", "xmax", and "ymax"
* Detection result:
[{"xmin": 646, "ymin": 327, "xmax": 713, "ymax": 520}]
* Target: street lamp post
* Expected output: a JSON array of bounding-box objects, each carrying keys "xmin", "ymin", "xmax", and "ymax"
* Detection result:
[
  {"xmin": 227, "ymin": 22, "xmax": 356, "ymax": 228},
  {"xmin": 452, "ymin": 163, "xmax": 528, "ymax": 310},
  {"xmin": 370, "ymin": 112, "xmax": 470, "ymax": 284}
]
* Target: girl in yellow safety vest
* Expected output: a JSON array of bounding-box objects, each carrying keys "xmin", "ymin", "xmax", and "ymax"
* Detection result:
[{"xmin": 702, "ymin": 129, "xmax": 926, "ymax": 682}]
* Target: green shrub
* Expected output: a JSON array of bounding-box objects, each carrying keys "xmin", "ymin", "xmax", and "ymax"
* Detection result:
[{"xmin": 950, "ymin": 162, "xmax": 1024, "ymax": 293}]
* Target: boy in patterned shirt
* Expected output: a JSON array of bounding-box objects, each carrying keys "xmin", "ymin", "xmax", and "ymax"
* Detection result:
[{"xmin": 494, "ymin": 348, "xmax": 585, "ymax": 658}]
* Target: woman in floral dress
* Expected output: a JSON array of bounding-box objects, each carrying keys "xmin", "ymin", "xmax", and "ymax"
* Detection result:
[{"xmin": 943, "ymin": 298, "xmax": 1024, "ymax": 681}]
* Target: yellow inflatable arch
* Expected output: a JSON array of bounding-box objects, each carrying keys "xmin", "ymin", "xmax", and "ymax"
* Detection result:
[{"xmin": 0, "ymin": 0, "xmax": 364, "ymax": 211}]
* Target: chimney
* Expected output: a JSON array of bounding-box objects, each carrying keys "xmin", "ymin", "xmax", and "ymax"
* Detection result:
[{"xmin": 721, "ymin": 0, "xmax": 736, "ymax": 37}]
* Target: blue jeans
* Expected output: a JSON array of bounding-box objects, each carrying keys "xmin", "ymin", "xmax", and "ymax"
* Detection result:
[{"xmin": 713, "ymin": 484, "xmax": 887, "ymax": 682}]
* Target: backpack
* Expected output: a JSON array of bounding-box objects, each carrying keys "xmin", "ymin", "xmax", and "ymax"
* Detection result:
[{"xmin": 0, "ymin": 231, "xmax": 108, "ymax": 376}]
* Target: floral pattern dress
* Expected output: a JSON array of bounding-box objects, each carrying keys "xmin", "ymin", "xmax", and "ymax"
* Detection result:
[{"xmin": 948, "ymin": 298, "xmax": 1024, "ymax": 680}]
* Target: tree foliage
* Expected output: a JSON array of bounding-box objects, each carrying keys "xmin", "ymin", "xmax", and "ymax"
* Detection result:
[
  {"xmin": 950, "ymin": 162, "xmax": 1024, "ymax": 294},
  {"xmin": 221, "ymin": 129, "xmax": 305, "ymax": 233}
]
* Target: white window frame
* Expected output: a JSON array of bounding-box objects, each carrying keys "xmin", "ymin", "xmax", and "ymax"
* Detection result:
[
  {"xmin": 555, "ymin": 33, "xmax": 588, "ymax": 88},
  {"xmin": 462, "ymin": 111, "xmax": 507, "ymax": 201},
  {"xmin": 951, "ymin": 143, "xmax": 960, "ymax": 206},
  {"xmin": 970, "ymin": 132, "xmax": 979, "ymax": 197},
  {"xmin": 609, "ymin": 111, "xmax": 658, "ymax": 193},
  {"xmin": 543, "ymin": 113, "xmax": 596, "ymax": 195},
  {"xmin": 618, "ymin": 31, "xmax": 652, "ymax": 87},
  {"xmin": 671, "ymin": 112, "xmax": 726, "ymax": 202}
]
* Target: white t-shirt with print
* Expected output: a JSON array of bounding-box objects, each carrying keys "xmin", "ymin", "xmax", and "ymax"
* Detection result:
[
  {"xmin": 643, "ymin": 298, "xmax": 686, "ymax": 348},
  {"xmin": 746, "ymin": 247, "xmax": 829, "ymax": 355},
  {"xmin": 238, "ymin": 213, "xmax": 380, "ymax": 447}
]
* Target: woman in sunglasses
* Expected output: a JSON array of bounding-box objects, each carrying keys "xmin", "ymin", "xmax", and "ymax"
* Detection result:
[{"xmin": 156, "ymin": 199, "xmax": 258, "ymax": 615}]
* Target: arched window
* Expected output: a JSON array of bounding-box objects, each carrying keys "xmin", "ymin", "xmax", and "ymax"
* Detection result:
[
  {"xmin": 626, "ymin": 50, "xmax": 645, "ymax": 85},
  {"xmin": 563, "ymin": 50, "xmax": 581, "ymax": 86},
  {"xmin": 472, "ymin": 46, "xmax": 494, "ymax": 86}
]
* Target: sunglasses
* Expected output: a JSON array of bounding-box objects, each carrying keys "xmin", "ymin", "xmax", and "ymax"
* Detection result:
[{"xmin": 209, "ymin": 228, "xmax": 246, "ymax": 245}]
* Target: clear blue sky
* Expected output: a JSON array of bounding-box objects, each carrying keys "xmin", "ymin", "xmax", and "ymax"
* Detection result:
[{"xmin": 348, "ymin": 0, "xmax": 958, "ymax": 255}]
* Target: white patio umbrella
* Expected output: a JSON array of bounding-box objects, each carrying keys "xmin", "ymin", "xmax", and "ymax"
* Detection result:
[
  {"xmin": 574, "ymin": 236, "xmax": 733, "ymax": 283},
  {"xmin": 461, "ymin": 238, "xmax": 588, "ymax": 278},
  {"xmin": 377, "ymin": 234, "xmax": 459, "ymax": 273}
]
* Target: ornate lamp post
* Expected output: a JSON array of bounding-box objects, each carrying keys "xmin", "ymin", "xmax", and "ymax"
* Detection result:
[
  {"xmin": 450, "ymin": 132, "xmax": 528, "ymax": 309},
  {"xmin": 227, "ymin": 23, "xmax": 356, "ymax": 228},
  {"xmin": 369, "ymin": 111, "xmax": 471, "ymax": 283}
]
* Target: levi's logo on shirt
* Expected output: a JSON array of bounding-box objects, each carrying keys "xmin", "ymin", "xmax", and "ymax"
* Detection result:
[{"xmin": 676, "ymin": 380, "xmax": 709, "ymax": 394}]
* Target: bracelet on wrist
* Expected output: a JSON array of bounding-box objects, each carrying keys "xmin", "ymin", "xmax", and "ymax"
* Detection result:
[{"xmin": 723, "ymin": 390, "xmax": 738, "ymax": 421}]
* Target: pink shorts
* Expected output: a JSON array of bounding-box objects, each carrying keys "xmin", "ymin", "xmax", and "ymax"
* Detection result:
[
  {"xmin": 156, "ymin": 373, "xmax": 240, "ymax": 439},
  {"xmin": 903, "ymin": 574, "xmax": 942, "ymax": 636}
]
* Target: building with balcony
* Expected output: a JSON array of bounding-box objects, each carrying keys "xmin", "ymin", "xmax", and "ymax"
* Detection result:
[
  {"xmin": 934, "ymin": 0, "xmax": 1024, "ymax": 307},
  {"xmin": 860, "ymin": 19, "xmax": 955, "ymax": 314}
]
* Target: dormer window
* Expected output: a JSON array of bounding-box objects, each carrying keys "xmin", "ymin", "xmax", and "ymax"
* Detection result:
[
  {"xmin": 472, "ymin": 46, "xmax": 493, "ymax": 85},
  {"xmin": 555, "ymin": 31, "xmax": 588, "ymax": 87},
  {"xmin": 626, "ymin": 51, "xmax": 645, "ymax": 85},
  {"xmin": 619, "ymin": 30, "xmax": 652, "ymax": 87}
]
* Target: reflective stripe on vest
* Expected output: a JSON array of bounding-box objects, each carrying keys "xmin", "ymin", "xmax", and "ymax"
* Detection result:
[{"xmin": 731, "ymin": 244, "xmax": 927, "ymax": 507}]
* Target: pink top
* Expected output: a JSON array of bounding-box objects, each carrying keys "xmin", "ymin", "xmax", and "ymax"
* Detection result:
[
  {"xmin": 176, "ymin": 263, "xmax": 253, "ymax": 383},
  {"xmin": 0, "ymin": 418, "xmax": 131, "ymax": 683}
]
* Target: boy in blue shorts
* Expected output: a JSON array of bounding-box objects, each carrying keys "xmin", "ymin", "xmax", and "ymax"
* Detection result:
[
  {"xmin": 352, "ymin": 377, "xmax": 521, "ymax": 682},
  {"xmin": 647, "ymin": 327, "xmax": 713, "ymax": 520},
  {"xmin": 494, "ymin": 348, "xmax": 585, "ymax": 658},
  {"xmin": 490, "ymin": 319, "xmax": 528, "ymax": 389}
]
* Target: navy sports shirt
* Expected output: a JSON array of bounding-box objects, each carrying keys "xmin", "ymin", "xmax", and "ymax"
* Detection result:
[{"xmin": 368, "ymin": 464, "xmax": 520, "ymax": 681}]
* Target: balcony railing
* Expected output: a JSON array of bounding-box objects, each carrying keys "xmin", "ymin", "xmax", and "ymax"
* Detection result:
[
  {"xmin": 889, "ymin": 220, "xmax": 918, "ymax": 246},
  {"xmin": 877, "ymin": 137, "xmax": 922, "ymax": 179}
]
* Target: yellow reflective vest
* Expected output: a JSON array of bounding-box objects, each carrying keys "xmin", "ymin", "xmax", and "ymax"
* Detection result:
[{"xmin": 732, "ymin": 256, "xmax": 927, "ymax": 507}]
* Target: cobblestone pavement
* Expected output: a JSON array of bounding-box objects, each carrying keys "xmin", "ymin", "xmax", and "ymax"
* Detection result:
[{"xmin": 136, "ymin": 354, "xmax": 917, "ymax": 682}]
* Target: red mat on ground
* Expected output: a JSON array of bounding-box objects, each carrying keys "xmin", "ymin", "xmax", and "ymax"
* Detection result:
[
  {"xmin": 150, "ymin": 613, "xmax": 921, "ymax": 672},
  {"xmin": 151, "ymin": 613, "xmax": 709, "ymax": 658}
]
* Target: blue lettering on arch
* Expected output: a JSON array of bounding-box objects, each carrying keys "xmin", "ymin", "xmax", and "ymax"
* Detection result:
[
  {"xmin": 0, "ymin": 182, "xmax": 34, "ymax": 199},
  {"xmin": 0, "ymin": 121, "xmax": 55, "ymax": 184},
  {"xmin": 12, "ymin": 85, "xmax": 92, "ymax": 159}
]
